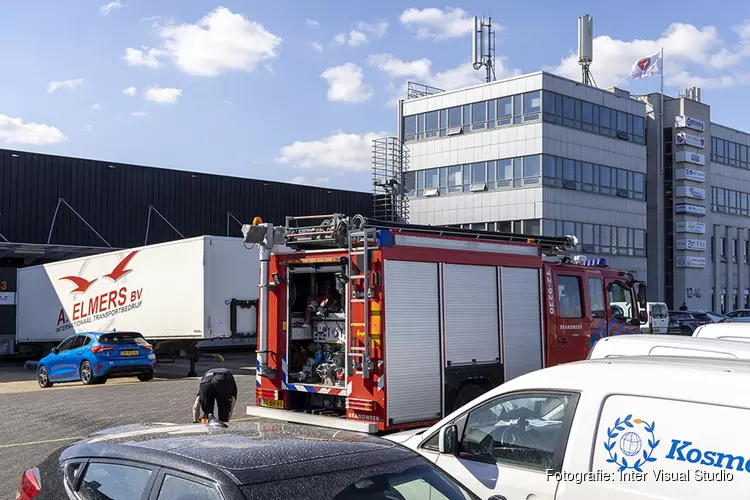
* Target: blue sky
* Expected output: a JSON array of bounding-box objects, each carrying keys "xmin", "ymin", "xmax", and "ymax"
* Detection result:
[{"xmin": 0, "ymin": 1, "xmax": 749, "ymax": 193}]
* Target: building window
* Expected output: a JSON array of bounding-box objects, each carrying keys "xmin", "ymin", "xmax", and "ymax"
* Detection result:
[
  {"xmin": 712, "ymin": 136, "xmax": 750, "ymax": 170},
  {"xmin": 541, "ymin": 155, "xmax": 645, "ymax": 201},
  {"xmin": 713, "ymin": 186, "xmax": 750, "ymax": 217}
]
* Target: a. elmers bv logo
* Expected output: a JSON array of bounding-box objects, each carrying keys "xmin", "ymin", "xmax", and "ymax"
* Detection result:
[
  {"xmin": 637, "ymin": 58, "xmax": 651, "ymax": 70},
  {"xmin": 604, "ymin": 414, "xmax": 659, "ymax": 472},
  {"xmin": 59, "ymin": 251, "xmax": 138, "ymax": 294}
]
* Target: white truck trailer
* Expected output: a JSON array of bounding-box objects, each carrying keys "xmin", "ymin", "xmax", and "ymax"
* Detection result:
[{"xmin": 15, "ymin": 236, "xmax": 258, "ymax": 375}]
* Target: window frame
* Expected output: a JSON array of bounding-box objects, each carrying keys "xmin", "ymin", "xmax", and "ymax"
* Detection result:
[
  {"xmin": 445, "ymin": 390, "xmax": 580, "ymax": 474},
  {"xmin": 557, "ymin": 275, "xmax": 584, "ymax": 319},
  {"xmin": 588, "ymin": 277, "xmax": 606, "ymax": 319},
  {"xmin": 150, "ymin": 468, "xmax": 224, "ymax": 500},
  {"xmin": 77, "ymin": 458, "xmax": 159, "ymax": 500}
]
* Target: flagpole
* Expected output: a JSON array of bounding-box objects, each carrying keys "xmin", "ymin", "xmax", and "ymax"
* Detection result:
[{"xmin": 659, "ymin": 46, "xmax": 664, "ymax": 175}]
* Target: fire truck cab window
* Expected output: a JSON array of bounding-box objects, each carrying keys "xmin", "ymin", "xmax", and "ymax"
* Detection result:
[
  {"xmin": 608, "ymin": 282, "xmax": 633, "ymax": 321},
  {"xmin": 588, "ymin": 278, "xmax": 605, "ymax": 318},
  {"xmin": 557, "ymin": 276, "xmax": 582, "ymax": 318}
]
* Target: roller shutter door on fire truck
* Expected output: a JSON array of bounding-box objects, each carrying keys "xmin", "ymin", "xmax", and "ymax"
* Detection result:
[
  {"xmin": 442, "ymin": 264, "xmax": 500, "ymax": 366},
  {"xmin": 501, "ymin": 267, "xmax": 543, "ymax": 380},
  {"xmin": 383, "ymin": 260, "xmax": 442, "ymax": 425}
]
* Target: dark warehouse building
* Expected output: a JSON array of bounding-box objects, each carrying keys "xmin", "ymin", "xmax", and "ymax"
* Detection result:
[{"xmin": 0, "ymin": 148, "xmax": 372, "ymax": 349}]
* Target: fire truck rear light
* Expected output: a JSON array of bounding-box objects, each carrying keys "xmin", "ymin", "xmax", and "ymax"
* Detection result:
[
  {"xmin": 258, "ymin": 389, "xmax": 279, "ymax": 400},
  {"xmin": 346, "ymin": 398, "xmax": 375, "ymax": 412}
]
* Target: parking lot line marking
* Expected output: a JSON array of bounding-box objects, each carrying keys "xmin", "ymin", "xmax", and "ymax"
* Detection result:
[
  {"xmin": 231, "ymin": 417, "xmax": 260, "ymax": 422},
  {"xmin": 0, "ymin": 436, "xmax": 82, "ymax": 449}
]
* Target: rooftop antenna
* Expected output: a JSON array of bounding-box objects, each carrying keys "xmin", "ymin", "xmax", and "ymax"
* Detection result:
[
  {"xmin": 472, "ymin": 16, "xmax": 496, "ymax": 83},
  {"xmin": 578, "ymin": 14, "xmax": 596, "ymax": 87}
]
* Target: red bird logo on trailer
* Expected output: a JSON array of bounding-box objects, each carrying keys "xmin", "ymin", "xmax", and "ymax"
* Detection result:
[
  {"xmin": 58, "ymin": 276, "xmax": 97, "ymax": 293},
  {"xmin": 59, "ymin": 250, "xmax": 140, "ymax": 293},
  {"xmin": 104, "ymin": 251, "xmax": 139, "ymax": 282}
]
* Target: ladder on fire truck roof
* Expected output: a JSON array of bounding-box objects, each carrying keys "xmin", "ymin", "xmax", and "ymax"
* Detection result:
[{"xmin": 282, "ymin": 213, "xmax": 576, "ymax": 255}]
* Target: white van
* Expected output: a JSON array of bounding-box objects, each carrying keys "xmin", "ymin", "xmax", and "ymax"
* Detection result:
[
  {"xmin": 589, "ymin": 333, "xmax": 750, "ymax": 360},
  {"xmin": 643, "ymin": 301, "xmax": 669, "ymax": 334},
  {"xmin": 693, "ymin": 322, "xmax": 750, "ymax": 342},
  {"xmin": 388, "ymin": 356, "xmax": 750, "ymax": 499}
]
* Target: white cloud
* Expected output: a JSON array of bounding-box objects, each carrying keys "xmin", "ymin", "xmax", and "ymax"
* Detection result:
[
  {"xmin": 306, "ymin": 19, "xmax": 320, "ymax": 28},
  {"xmin": 290, "ymin": 176, "xmax": 331, "ymax": 186},
  {"xmin": 91, "ymin": 104, "xmax": 103, "ymax": 111},
  {"xmin": 311, "ymin": 41, "xmax": 324, "ymax": 52},
  {"xmin": 368, "ymin": 53, "xmax": 431, "ymax": 78},
  {"xmin": 549, "ymin": 21, "xmax": 750, "ymax": 89},
  {"xmin": 321, "ymin": 63, "xmax": 373, "ymax": 103},
  {"xmin": 130, "ymin": 111, "xmax": 147, "ymax": 117},
  {"xmin": 144, "ymin": 87, "xmax": 183, "ymax": 104},
  {"xmin": 333, "ymin": 30, "xmax": 368, "ymax": 47},
  {"xmin": 99, "ymin": 1, "xmax": 124, "ymax": 16},
  {"xmin": 399, "ymin": 7, "xmax": 474, "ymax": 40},
  {"xmin": 84, "ymin": 124, "xmax": 93, "ymax": 132},
  {"xmin": 276, "ymin": 131, "xmax": 388, "ymax": 172},
  {"xmin": 0, "ymin": 114, "xmax": 68, "ymax": 145},
  {"xmin": 123, "ymin": 86, "xmax": 138, "ymax": 96},
  {"xmin": 47, "ymin": 78, "xmax": 84, "ymax": 93},
  {"xmin": 157, "ymin": 7, "xmax": 282, "ymax": 76},
  {"xmin": 224, "ymin": 99, "xmax": 234, "ymax": 105},
  {"xmin": 123, "ymin": 47, "xmax": 165, "ymax": 68},
  {"xmin": 357, "ymin": 20, "xmax": 388, "ymax": 37}
]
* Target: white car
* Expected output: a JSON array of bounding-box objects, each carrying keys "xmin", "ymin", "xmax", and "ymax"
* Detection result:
[
  {"xmin": 387, "ymin": 356, "xmax": 750, "ymax": 500},
  {"xmin": 693, "ymin": 321, "xmax": 750, "ymax": 342},
  {"xmin": 642, "ymin": 301, "xmax": 669, "ymax": 334},
  {"xmin": 588, "ymin": 333, "xmax": 750, "ymax": 360}
]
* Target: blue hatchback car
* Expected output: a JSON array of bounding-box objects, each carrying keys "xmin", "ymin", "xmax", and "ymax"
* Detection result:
[{"xmin": 37, "ymin": 331, "xmax": 156, "ymax": 388}]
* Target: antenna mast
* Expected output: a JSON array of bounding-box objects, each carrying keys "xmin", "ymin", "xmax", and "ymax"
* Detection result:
[
  {"xmin": 578, "ymin": 14, "xmax": 595, "ymax": 86},
  {"xmin": 472, "ymin": 16, "xmax": 496, "ymax": 83}
]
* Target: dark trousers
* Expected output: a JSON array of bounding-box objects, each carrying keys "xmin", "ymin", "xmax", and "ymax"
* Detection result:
[{"xmin": 198, "ymin": 380, "xmax": 234, "ymax": 422}]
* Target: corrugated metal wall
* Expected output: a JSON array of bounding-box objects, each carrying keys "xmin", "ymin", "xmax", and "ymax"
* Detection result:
[{"xmin": 0, "ymin": 149, "xmax": 372, "ymax": 247}]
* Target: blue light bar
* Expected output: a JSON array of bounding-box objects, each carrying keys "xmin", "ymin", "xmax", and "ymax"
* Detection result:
[{"xmin": 582, "ymin": 258, "xmax": 608, "ymax": 267}]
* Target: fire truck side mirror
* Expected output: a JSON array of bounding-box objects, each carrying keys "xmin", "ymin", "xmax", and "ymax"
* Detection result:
[
  {"xmin": 438, "ymin": 424, "xmax": 459, "ymax": 455},
  {"xmin": 638, "ymin": 311, "xmax": 648, "ymax": 324},
  {"xmin": 630, "ymin": 317, "xmax": 641, "ymax": 327}
]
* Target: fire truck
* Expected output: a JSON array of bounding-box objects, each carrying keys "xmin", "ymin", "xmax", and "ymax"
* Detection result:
[{"xmin": 242, "ymin": 214, "xmax": 647, "ymax": 434}]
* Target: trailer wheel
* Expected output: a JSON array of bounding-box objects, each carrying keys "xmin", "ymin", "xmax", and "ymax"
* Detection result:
[{"xmin": 451, "ymin": 383, "xmax": 487, "ymax": 412}]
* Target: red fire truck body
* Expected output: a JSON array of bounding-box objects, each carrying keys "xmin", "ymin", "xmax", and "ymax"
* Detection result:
[{"xmin": 244, "ymin": 214, "xmax": 645, "ymax": 434}]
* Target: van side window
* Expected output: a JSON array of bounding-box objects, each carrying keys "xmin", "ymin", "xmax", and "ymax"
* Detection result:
[
  {"xmin": 459, "ymin": 393, "xmax": 572, "ymax": 471},
  {"xmin": 557, "ymin": 276, "xmax": 582, "ymax": 318},
  {"xmin": 588, "ymin": 278, "xmax": 605, "ymax": 318}
]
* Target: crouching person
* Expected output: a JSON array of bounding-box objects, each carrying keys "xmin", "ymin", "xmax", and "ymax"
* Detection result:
[{"xmin": 192, "ymin": 368, "xmax": 238, "ymax": 423}]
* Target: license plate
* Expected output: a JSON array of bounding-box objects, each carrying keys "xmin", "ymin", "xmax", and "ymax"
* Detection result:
[
  {"xmin": 652, "ymin": 328, "xmax": 661, "ymax": 333},
  {"xmin": 260, "ymin": 398, "xmax": 285, "ymax": 409},
  {"xmin": 120, "ymin": 350, "xmax": 139, "ymax": 356}
]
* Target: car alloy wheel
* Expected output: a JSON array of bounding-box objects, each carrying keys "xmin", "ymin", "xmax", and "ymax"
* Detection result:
[
  {"xmin": 80, "ymin": 361, "xmax": 93, "ymax": 385},
  {"xmin": 38, "ymin": 367, "xmax": 51, "ymax": 388}
]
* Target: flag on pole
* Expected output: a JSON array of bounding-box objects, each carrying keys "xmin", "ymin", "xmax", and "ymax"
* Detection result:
[{"xmin": 630, "ymin": 52, "xmax": 662, "ymax": 80}]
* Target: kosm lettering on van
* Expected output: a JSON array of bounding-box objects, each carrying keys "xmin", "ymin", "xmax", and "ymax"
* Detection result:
[
  {"xmin": 667, "ymin": 440, "xmax": 750, "ymax": 473},
  {"xmin": 55, "ymin": 251, "xmax": 144, "ymax": 330}
]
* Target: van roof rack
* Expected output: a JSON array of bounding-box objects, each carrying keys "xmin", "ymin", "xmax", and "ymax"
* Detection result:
[{"xmin": 282, "ymin": 214, "xmax": 575, "ymax": 254}]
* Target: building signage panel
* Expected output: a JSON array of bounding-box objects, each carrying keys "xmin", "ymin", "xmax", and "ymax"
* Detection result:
[
  {"xmin": 0, "ymin": 292, "xmax": 14, "ymax": 305},
  {"xmin": 676, "ymin": 203, "xmax": 706, "ymax": 216},
  {"xmin": 676, "ymin": 221, "xmax": 706, "ymax": 234},
  {"xmin": 675, "ymin": 131, "xmax": 706, "ymax": 148},
  {"xmin": 676, "ymin": 185, "xmax": 706, "ymax": 200},
  {"xmin": 675, "ymin": 168, "xmax": 706, "ymax": 183},
  {"xmin": 676, "ymin": 238, "xmax": 707, "ymax": 251},
  {"xmin": 675, "ymin": 150, "xmax": 706, "ymax": 166},
  {"xmin": 675, "ymin": 115, "xmax": 706, "ymax": 132},
  {"xmin": 676, "ymin": 256, "xmax": 707, "ymax": 268}
]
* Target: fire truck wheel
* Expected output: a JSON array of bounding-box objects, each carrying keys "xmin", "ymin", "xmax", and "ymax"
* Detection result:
[{"xmin": 452, "ymin": 383, "xmax": 487, "ymax": 412}]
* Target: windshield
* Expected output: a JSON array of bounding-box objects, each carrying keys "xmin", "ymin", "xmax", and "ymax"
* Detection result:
[{"xmin": 97, "ymin": 332, "xmax": 148, "ymax": 345}]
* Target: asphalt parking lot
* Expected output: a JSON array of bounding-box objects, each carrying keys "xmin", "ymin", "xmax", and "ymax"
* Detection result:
[{"xmin": 0, "ymin": 350, "xmax": 258, "ymax": 499}]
